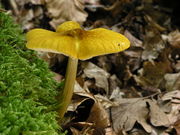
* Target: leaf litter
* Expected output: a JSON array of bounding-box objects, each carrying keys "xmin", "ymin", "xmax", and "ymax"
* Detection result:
[{"xmin": 1, "ymin": 0, "xmax": 180, "ymax": 134}]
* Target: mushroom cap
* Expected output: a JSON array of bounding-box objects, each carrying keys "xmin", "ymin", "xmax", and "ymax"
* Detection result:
[{"xmin": 26, "ymin": 21, "xmax": 130, "ymax": 60}]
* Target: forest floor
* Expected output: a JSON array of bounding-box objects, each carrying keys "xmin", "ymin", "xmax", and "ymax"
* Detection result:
[{"xmin": 1, "ymin": 0, "xmax": 180, "ymax": 135}]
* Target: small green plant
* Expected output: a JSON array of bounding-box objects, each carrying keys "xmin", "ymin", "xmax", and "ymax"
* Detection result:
[{"xmin": 0, "ymin": 12, "xmax": 65, "ymax": 135}]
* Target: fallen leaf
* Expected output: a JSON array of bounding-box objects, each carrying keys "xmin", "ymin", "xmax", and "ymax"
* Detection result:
[
  {"xmin": 111, "ymin": 98, "xmax": 170, "ymax": 133},
  {"xmin": 104, "ymin": 0, "xmax": 130, "ymax": 17},
  {"xmin": 68, "ymin": 81, "xmax": 95, "ymax": 112},
  {"xmin": 38, "ymin": 52, "xmax": 58, "ymax": 66},
  {"xmin": 162, "ymin": 91, "xmax": 180, "ymax": 126},
  {"xmin": 104, "ymin": 127, "xmax": 117, "ymax": 135},
  {"xmin": 111, "ymin": 98, "xmax": 152, "ymax": 133},
  {"xmin": 174, "ymin": 120, "xmax": 180, "ymax": 135},
  {"xmin": 70, "ymin": 127, "xmax": 80, "ymax": 135},
  {"xmin": 167, "ymin": 30, "xmax": 180, "ymax": 48},
  {"xmin": 109, "ymin": 86, "xmax": 123, "ymax": 101},
  {"xmin": 134, "ymin": 60, "xmax": 172, "ymax": 88},
  {"xmin": 30, "ymin": 0, "xmax": 45, "ymax": 5},
  {"xmin": 109, "ymin": 74, "xmax": 122, "ymax": 95},
  {"xmin": 82, "ymin": 62, "xmax": 110, "ymax": 93},
  {"xmin": 95, "ymin": 94, "xmax": 117, "ymax": 109},
  {"xmin": 123, "ymin": 48, "xmax": 143, "ymax": 72},
  {"xmin": 174, "ymin": 60, "xmax": 180, "ymax": 72},
  {"xmin": 70, "ymin": 122, "xmax": 94, "ymax": 135},
  {"xmin": 129, "ymin": 128, "xmax": 150, "ymax": 135},
  {"xmin": 124, "ymin": 30, "xmax": 143, "ymax": 48},
  {"xmin": 142, "ymin": 25, "xmax": 165, "ymax": 61},
  {"xmin": 147, "ymin": 100, "xmax": 170, "ymax": 127},
  {"xmin": 163, "ymin": 73, "xmax": 180, "ymax": 91},
  {"xmin": 45, "ymin": 0, "xmax": 88, "ymax": 28},
  {"xmin": 87, "ymin": 101, "xmax": 110, "ymax": 128},
  {"xmin": 12, "ymin": 0, "xmax": 44, "ymax": 30},
  {"xmin": 84, "ymin": 0, "xmax": 100, "ymax": 5},
  {"xmin": 161, "ymin": 90, "xmax": 180, "ymax": 102},
  {"xmin": 144, "ymin": 15, "xmax": 166, "ymax": 32}
]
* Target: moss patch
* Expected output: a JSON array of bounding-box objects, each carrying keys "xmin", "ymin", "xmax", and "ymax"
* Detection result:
[{"xmin": 0, "ymin": 13, "xmax": 64, "ymax": 135}]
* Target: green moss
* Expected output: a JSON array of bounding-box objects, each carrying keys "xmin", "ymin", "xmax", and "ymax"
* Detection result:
[{"xmin": 0, "ymin": 13, "xmax": 65, "ymax": 135}]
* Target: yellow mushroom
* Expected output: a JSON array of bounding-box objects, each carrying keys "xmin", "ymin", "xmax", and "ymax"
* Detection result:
[{"xmin": 26, "ymin": 21, "xmax": 130, "ymax": 118}]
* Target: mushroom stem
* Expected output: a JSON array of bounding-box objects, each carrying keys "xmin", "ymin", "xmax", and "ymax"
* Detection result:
[{"xmin": 58, "ymin": 57, "xmax": 78, "ymax": 118}]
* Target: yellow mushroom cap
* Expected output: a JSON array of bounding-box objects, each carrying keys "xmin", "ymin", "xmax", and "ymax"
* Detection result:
[{"xmin": 26, "ymin": 21, "xmax": 130, "ymax": 60}]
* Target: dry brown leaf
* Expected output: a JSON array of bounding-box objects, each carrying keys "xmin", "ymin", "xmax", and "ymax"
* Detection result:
[
  {"xmin": 161, "ymin": 90, "xmax": 180, "ymax": 102},
  {"xmin": 111, "ymin": 98, "xmax": 170, "ymax": 134},
  {"xmin": 11, "ymin": 0, "xmax": 44, "ymax": 30},
  {"xmin": 70, "ymin": 123, "xmax": 94, "ymax": 135},
  {"xmin": 162, "ymin": 91, "xmax": 180, "ymax": 126},
  {"xmin": 38, "ymin": 52, "xmax": 57, "ymax": 66},
  {"xmin": 147, "ymin": 100, "xmax": 170, "ymax": 127},
  {"xmin": 164, "ymin": 73, "xmax": 180, "ymax": 91},
  {"xmin": 124, "ymin": 30, "xmax": 143, "ymax": 48},
  {"xmin": 123, "ymin": 49, "xmax": 143, "ymax": 72},
  {"xmin": 174, "ymin": 60, "xmax": 180, "ymax": 72},
  {"xmin": 87, "ymin": 101, "xmax": 110, "ymax": 128},
  {"xmin": 104, "ymin": 127, "xmax": 117, "ymax": 135},
  {"xmin": 144, "ymin": 15, "xmax": 166, "ymax": 32},
  {"xmin": 174, "ymin": 120, "xmax": 180, "ymax": 135},
  {"xmin": 95, "ymin": 94, "xmax": 118, "ymax": 109},
  {"xmin": 45, "ymin": 0, "xmax": 88, "ymax": 28},
  {"xmin": 134, "ymin": 60, "xmax": 172, "ymax": 88},
  {"xmin": 68, "ymin": 87, "xmax": 111, "ymax": 135},
  {"xmin": 109, "ymin": 74, "xmax": 123, "ymax": 97},
  {"xmin": 167, "ymin": 30, "xmax": 180, "ymax": 48},
  {"xmin": 70, "ymin": 127, "xmax": 80, "ymax": 135},
  {"xmin": 104, "ymin": 0, "xmax": 131, "ymax": 17},
  {"xmin": 30, "ymin": 0, "xmax": 45, "ymax": 4},
  {"xmin": 68, "ymin": 81, "xmax": 94, "ymax": 111},
  {"xmin": 142, "ymin": 25, "xmax": 165, "ymax": 61},
  {"xmin": 129, "ymin": 128, "xmax": 149, "ymax": 135},
  {"xmin": 111, "ymin": 98, "xmax": 151, "ymax": 133},
  {"xmin": 82, "ymin": 62, "xmax": 110, "ymax": 93},
  {"xmin": 84, "ymin": 0, "xmax": 100, "ymax": 5}
]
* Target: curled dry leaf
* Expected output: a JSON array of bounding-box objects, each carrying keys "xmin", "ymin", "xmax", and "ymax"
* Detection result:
[
  {"xmin": 95, "ymin": 94, "xmax": 117, "ymax": 109},
  {"xmin": 38, "ymin": 52, "xmax": 57, "ymax": 66},
  {"xmin": 104, "ymin": 0, "xmax": 130, "ymax": 17},
  {"xmin": 104, "ymin": 127, "xmax": 117, "ymax": 135},
  {"xmin": 164, "ymin": 73, "xmax": 180, "ymax": 91},
  {"xmin": 68, "ymin": 81, "xmax": 94, "ymax": 112},
  {"xmin": 111, "ymin": 98, "xmax": 170, "ymax": 134},
  {"xmin": 87, "ymin": 101, "xmax": 110, "ymax": 128},
  {"xmin": 142, "ymin": 26, "xmax": 165, "ymax": 61},
  {"xmin": 70, "ymin": 122, "xmax": 94, "ymax": 135},
  {"xmin": 167, "ymin": 30, "xmax": 180, "ymax": 48},
  {"xmin": 147, "ymin": 100, "xmax": 170, "ymax": 127},
  {"xmin": 111, "ymin": 98, "xmax": 151, "ymax": 133},
  {"xmin": 144, "ymin": 15, "xmax": 166, "ymax": 32},
  {"xmin": 162, "ymin": 91, "xmax": 180, "ymax": 126},
  {"xmin": 124, "ymin": 30, "xmax": 143, "ymax": 48},
  {"xmin": 134, "ymin": 60, "xmax": 172, "ymax": 88},
  {"xmin": 108, "ymin": 74, "xmax": 123, "ymax": 97},
  {"xmin": 82, "ymin": 62, "xmax": 110, "ymax": 93},
  {"xmin": 12, "ymin": 0, "xmax": 44, "ymax": 30},
  {"xmin": 68, "ymin": 82, "xmax": 111, "ymax": 135},
  {"xmin": 30, "ymin": 0, "xmax": 45, "ymax": 5},
  {"xmin": 123, "ymin": 49, "xmax": 142, "ymax": 72},
  {"xmin": 174, "ymin": 60, "xmax": 180, "ymax": 72},
  {"xmin": 45, "ymin": 0, "xmax": 88, "ymax": 28},
  {"xmin": 84, "ymin": 0, "xmax": 100, "ymax": 5},
  {"xmin": 174, "ymin": 120, "xmax": 180, "ymax": 135},
  {"xmin": 123, "ymin": 30, "xmax": 143, "ymax": 72}
]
